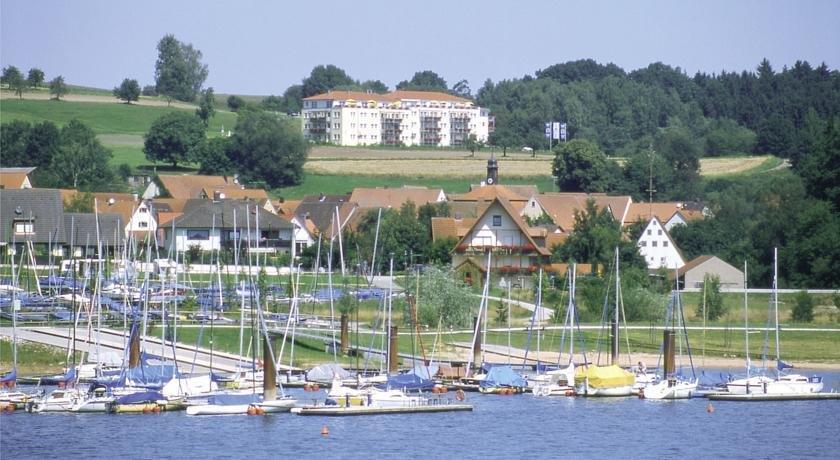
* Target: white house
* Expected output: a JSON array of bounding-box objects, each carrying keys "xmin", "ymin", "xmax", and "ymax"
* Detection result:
[{"xmin": 637, "ymin": 217, "xmax": 685, "ymax": 270}]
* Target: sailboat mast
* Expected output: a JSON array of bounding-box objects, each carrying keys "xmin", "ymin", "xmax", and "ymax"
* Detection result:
[
  {"xmin": 569, "ymin": 264, "xmax": 575, "ymax": 362},
  {"xmin": 773, "ymin": 247, "xmax": 781, "ymax": 375},
  {"xmin": 611, "ymin": 247, "xmax": 620, "ymax": 366},
  {"xmin": 744, "ymin": 261, "xmax": 749, "ymax": 378}
]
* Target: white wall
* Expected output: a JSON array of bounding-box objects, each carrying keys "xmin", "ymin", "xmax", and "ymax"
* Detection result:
[{"xmin": 637, "ymin": 218, "xmax": 685, "ymax": 269}]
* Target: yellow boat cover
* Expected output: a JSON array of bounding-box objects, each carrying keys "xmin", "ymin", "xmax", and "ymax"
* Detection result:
[{"xmin": 575, "ymin": 365, "xmax": 635, "ymax": 388}]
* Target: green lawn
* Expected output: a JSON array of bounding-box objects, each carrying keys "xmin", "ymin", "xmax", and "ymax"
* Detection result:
[{"xmin": 1, "ymin": 98, "xmax": 237, "ymax": 136}]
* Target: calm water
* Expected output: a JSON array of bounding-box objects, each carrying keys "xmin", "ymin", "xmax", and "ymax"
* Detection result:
[{"xmin": 3, "ymin": 370, "xmax": 839, "ymax": 459}]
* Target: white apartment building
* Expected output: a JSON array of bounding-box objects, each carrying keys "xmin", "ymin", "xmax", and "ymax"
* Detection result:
[{"xmin": 301, "ymin": 90, "xmax": 491, "ymax": 147}]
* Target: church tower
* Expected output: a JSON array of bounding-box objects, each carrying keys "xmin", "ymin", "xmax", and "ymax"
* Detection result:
[{"xmin": 486, "ymin": 153, "xmax": 498, "ymax": 185}]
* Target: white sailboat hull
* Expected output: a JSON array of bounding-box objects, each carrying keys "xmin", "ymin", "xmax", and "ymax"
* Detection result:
[
  {"xmin": 577, "ymin": 384, "xmax": 635, "ymax": 397},
  {"xmin": 258, "ymin": 398, "xmax": 296, "ymax": 413},
  {"xmin": 186, "ymin": 404, "xmax": 252, "ymax": 415},
  {"xmin": 727, "ymin": 374, "xmax": 823, "ymax": 395},
  {"xmin": 642, "ymin": 379, "xmax": 698, "ymax": 400}
]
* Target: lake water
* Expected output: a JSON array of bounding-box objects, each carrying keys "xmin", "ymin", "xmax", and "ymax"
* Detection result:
[{"xmin": 3, "ymin": 370, "xmax": 840, "ymax": 459}]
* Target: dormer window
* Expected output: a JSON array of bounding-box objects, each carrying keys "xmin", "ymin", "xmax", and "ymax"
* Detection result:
[
  {"xmin": 492, "ymin": 215, "xmax": 502, "ymax": 227},
  {"xmin": 14, "ymin": 220, "xmax": 34, "ymax": 235}
]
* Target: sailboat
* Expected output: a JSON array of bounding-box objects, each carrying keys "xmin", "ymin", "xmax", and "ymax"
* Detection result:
[
  {"xmin": 725, "ymin": 249, "xmax": 823, "ymax": 395},
  {"xmin": 532, "ymin": 264, "xmax": 578, "ymax": 397},
  {"xmin": 641, "ymin": 271, "xmax": 698, "ymax": 400},
  {"xmin": 0, "ymin": 244, "xmax": 34, "ymax": 411},
  {"xmin": 575, "ymin": 249, "xmax": 636, "ymax": 397}
]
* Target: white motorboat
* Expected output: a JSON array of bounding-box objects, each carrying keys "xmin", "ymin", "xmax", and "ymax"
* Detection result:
[
  {"xmin": 727, "ymin": 373, "xmax": 823, "ymax": 395},
  {"xmin": 26, "ymin": 388, "xmax": 86, "ymax": 413}
]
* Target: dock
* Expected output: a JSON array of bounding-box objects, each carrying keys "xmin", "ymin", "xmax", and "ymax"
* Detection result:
[
  {"xmin": 290, "ymin": 403, "xmax": 473, "ymax": 416},
  {"xmin": 707, "ymin": 392, "xmax": 840, "ymax": 401}
]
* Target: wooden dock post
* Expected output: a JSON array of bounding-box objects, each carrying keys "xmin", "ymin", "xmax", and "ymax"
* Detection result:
[
  {"xmin": 263, "ymin": 335, "xmax": 277, "ymax": 401},
  {"xmin": 388, "ymin": 325, "xmax": 399, "ymax": 374},
  {"xmin": 340, "ymin": 313, "xmax": 349, "ymax": 355}
]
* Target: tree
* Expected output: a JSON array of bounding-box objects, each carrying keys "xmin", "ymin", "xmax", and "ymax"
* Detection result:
[
  {"xmin": 301, "ymin": 65, "xmax": 354, "ymax": 97},
  {"xmin": 654, "ymin": 127, "xmax": 701, "ymax": 198},
  {"xmin": 700, "ymin": 274, "xmax": 726, "ymax": 321},
  {"xmin": 195, "ymin": 87, "xmax": 216, "ymax": 125},
  {"xmin": 226, "ymin": 111, "xmax": 308, "ymax": 188},
  {"xmin": 796, "ymin": 118, "xmax": 840, "ymax": 209},
  {"xmin": 414, "ymin": 265, "xmax": 474, "ymax": 328},
  {"xmin": 280, "ymin": 84, "xmax": 303, "ymax": 114},
  {"xmin": 27, "ymin": 68, "xmax": 45, "ymax": 88},
  {"xmin": 26, "ymin": 121, "xmax": 61, "ymax": 169},
  {"xmin": 359, "ymin": 80, "xmax": 389, "ymax": 94},
  {"xmin": 3, "ymin": 66, "xmax": 26, "ymax": 98},
  {"xmin": 0, "ymin": 120, "xmax": 31, "ymax": 166},
  {"xmin": 261, "ymin": 95, "xmax": 284, "ymax": 112},
  {"xmin": 142, "ymin": 85, "xmax": 158, "ymax": 96},
  {"xmin": 452, "ymin": 79, "xmax": 471, "ymax": 98},
  {"xmin": 464, "ymin": 134, "xmax": 482, "ymax": 157},
  {"xmin": 64, "ymin": 191, "xmax": 94, "ymax": 213},
  {"xmin": 154, "ymin": 34, "xmax": 208, "ymax": 103},
  {"xmin": 227, "ymin": 95, "xmax": 246, "ymax": 112},
  {"xmin": 113, "ymin": 78, "xmax": 140, "ymax": 104},
  {"xmin": 51, "ymin": 120, "xmax": 114, "ymax": 189},
  {"xmin": 49, "ymin": 75, "xmax": 68, "ymax": 100},
  {"xmin": 396, "ymin": 70, "xmax": 448, "ymax": 91},
  {"xmin": 143, "ymin": 111, "xmax": 206, "ymax": 167},
  {"xmin": 552, "ymin": 139, "xmax": 621, "ymax": 192},
  {"xmin": 195, "ymin": 137, "xmax": 234, "ymax": 175},
  {"xmin": 791, "ymin": 291, "xmax": 814, "ymax": 322}
]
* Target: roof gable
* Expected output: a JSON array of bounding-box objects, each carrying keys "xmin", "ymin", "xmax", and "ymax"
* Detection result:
[{"xmin": 455, "ymin": 197, "xmax": 549, "ymax": 256}]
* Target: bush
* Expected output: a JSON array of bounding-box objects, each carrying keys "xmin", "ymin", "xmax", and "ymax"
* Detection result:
[
  {"xmin": 699, "ymin": 274, "xmax": 726, "ymax": 321},
  {"xmin": 791, "ymin": 291, "xmax": 814, "ymax": 323}
]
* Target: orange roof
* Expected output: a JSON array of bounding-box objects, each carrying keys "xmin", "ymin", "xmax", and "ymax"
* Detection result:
[
  {"xmin": 349, "ymin": 186, "xmax": 444, "ymax": 210},
  {"xmin": 95, "ymin": 200, "xmax": 137, "ymax": 226},
  {"xmin": 304, "ymin": 90, "xmax": 394, "ymax": 102},
  {"xmin": 152, "ymin": 198, "xmax": 189, "ymax": 213},
  {"xmin": 91, "ymin": 192, "xmax": 136, "ymax": 203},
  {"xmin": 388, "ymin": 90, "xmax": 470, "ymax": 103},
  {"xmin": 203, "ymin": 185, "xmax": 269, "ymax": 201},
  {"xmin": 624, "ymin": 202, "xmax": 683, "ymax": 225},
  {"xmin": 303, "ymin": 90, "xmax": 471, "ymax": 104},
  {"xmin": 534, "ymin": 193, "xmax": 630, "ymax": 232},
  {"xmin": 0, "ymin": 172, "xmax": 30, "ymax": 189},
  {"xmin": 157, "ymin": 174, "xmax": 231, "ymax": 199},
  {"xmin": 451, "ymin": 185, "xmax": 529, "ymax": 203},
  {"xmin": 431, "ymin": 217, "xmax": 476, "ymax": 241},
  {"xmin": 276, "ymin": 199, "xmax": 301, "ymax": 217},
  {"xmin": 156, "ymin": 212, "xmax": 182, "ymax": 227}
]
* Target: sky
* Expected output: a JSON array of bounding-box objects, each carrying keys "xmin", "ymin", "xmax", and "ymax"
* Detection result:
[{"xmin": 2, "ymin": 0, "xmax": 839, "ymax": 96}]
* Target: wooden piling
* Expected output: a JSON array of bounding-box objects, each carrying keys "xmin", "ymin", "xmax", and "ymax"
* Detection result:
[
  {"xmin": 388, "ymin": 325, "xmax": 399, "ymax": 374},
  {"xmin": 263, "ymin": 335, "xmax": 277, "ymax": 401}
]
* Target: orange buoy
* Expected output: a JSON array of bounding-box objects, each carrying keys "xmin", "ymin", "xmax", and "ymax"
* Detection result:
[
  {"xmin": 321, "ymin": 425, "xmax": 329, "ymax": 436},
  {"xmin": 153, "ymin": 405, "xmax": 161, "ymax": 413},
  {"xmin": 432, "ymin": 386, "xmax": 440, "ymax": 394},
  {"xmin": 303, "ymin": 383, "xmax": 311, "ymax": 392},
  {"xmin": 440, "ymin": 386, "xmax": 448, "ymax": 393},
  {"xmin": 565, "ymin": 390, "xmax": 575, "ymax": 397},
  {"xmin": 247, "ymin": 405, "xmax": 257, "ymax": 416},
  {"xmin": 455, "ymin": 389, "xmax": 466, "ymax": 401},
  {"xmin": 142, "ymin": 406, "xmax": 151, "ymax": 414},
  {"xmin": 706, "ymin": 402, "xmax": 715, "ymax": 413},
  {"xmin": 312, "ymin": 384, "xmax": 320, "ymax": 392}
]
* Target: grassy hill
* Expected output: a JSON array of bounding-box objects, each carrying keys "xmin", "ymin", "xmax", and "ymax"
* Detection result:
[{"xmin": 1, "ymin": 95, "xmax": 785, "ymax": 198}]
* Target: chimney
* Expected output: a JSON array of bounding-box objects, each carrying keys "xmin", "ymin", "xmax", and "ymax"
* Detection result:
[{"xmin": 213, "ymin": 191, "xmax": 225, "ymax": 202}]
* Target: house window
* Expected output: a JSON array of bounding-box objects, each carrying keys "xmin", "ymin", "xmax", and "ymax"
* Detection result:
[
  {"xmin": 663, "ymin": 241, "xmax": 669, "ymax": 247},
  {"xmin": 652, "ymin": 241, "xmax": 658, "ymax": 247},
  {"xmin": 658, "ymin": 229, "xmax": 662, "ymax": 235},
  {"xmin": 187, "ymin": 229, "xmax": 209, "ymax": 240},
  {"xmin": 647, "ymin": 229, "xmax": 652, "ymax": 235},
  {"xmin": 139, "ymin": 207, "xmax": 148, "ymax": 213},
  {"xmin": 640, "ymin": 241, "xmax": 647, "ymax": 247},
  {"xmin": 14, "ymin": 221, "xmax": 34, "ymax": 235},
  {"xmin": 139, "ymin": 222, "xmax": 149, "ymax": 228},
  {"xmin": 492, "ymin": 215, "xmax": 502, "ymax": 227}
]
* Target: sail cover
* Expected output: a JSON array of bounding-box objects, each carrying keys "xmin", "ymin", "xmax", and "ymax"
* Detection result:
[
  {"xmin": 379, "ymin": 372, "xmax": 435, "ymax": 391},
  {"xmin": 574, "ymin": 365, "xmax": 635, "ymax": 389},
  {"xmin": 480, "ymin": 365, "xmax": 527, "ymax": 389},
  {"xmin": 306, "ymin": 363, "xmax": 355, "ymax": 382}
]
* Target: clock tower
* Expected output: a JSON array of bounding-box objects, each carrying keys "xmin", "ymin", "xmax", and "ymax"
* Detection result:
[{"xmin": 486, "ymin": 153, "xmax": 498, "ymax": 185}]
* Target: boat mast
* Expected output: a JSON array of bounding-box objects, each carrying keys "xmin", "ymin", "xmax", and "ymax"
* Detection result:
[
  {"xmin": 744, "ymin": 261, "xmax": 749, "ymax": 378},
  {"xmin": 569, "ymin": 264, "xmax": 575, "ymax": 363},
  {"xmin": 773, "ymin": 247, "xmax": 780, "ymax": 377},
  {"xmin": 611, "ymin": 247, "xmax": 620, "ymax": 366}
]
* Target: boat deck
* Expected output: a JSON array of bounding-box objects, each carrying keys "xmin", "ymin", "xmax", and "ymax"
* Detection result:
[
  {"xmin": 707, "ymin": 392, "xmax": 840, "ymax": 401},
  {"xmin": 290, "ymin": 404, "xmax": 473, "ymax": 416}
]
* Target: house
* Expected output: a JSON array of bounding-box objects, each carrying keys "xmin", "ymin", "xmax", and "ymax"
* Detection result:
[
  {"xmin": 199, "ymin": 185, "xmax": 275, "ymax": 214},
  {"xmin": 0, "ymin": 167, "xmax": 35, "ymax": 189},
  {"xmin": 450, "ymin": 197, "xmax": 552, "ymax": 285},
  {"xmin": 349, "ymin": 186, "xmax": 446, "ymax": 210},
  {"xmin": 624, "ymin": 202, "xmax": 705, "ymax": 231},
  {"xmin": 64, "ymin": 212, "xmax": 124, "ymax": 258},
  {"xmin": 165, "ymin": 199, "xmax": 294, "ymax": 253},
  {"xmin": 143, "ymin": 174, "xmax": 232, "ymax": 199},
  {"xmin": 293, "ymin": 194, "xmax": 357, "ymax": 240},
  {"xmin": 637, "ymin": 217, "xmax": 685, "ymax": 270},
  {"xmin": 677, "ymin": 255, "xmax": 745, "ymax": 289},
  {"xmin": 521, "ymin": 192, "xmax": 632, "ymax": 233},
  {"xmin": 0, "ymin": 188, "xmax": 66, "ymax": 258}
]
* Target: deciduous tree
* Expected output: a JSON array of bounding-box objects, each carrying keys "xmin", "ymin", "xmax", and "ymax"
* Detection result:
[
  {"xmin": 27, "ymin": 68, "xmax": 45, "ymax": 88},
  {"xmin": 226, "ymin": 111, "xmax": 308, "ymax": 188},
  {"xmin": 143, "ymin": 112, "xmax": 205, "ymax": 167},
  {"xmin": 154, "ymin": 34, "xmax": 208, "ymax": 103},
  {"xmin": 552, "ymin": 139, "xmax": 621, "ymax": 192},
  {"xmin": 195, "ymin": 87, "xmax": 215, "ymax": 125},
  {"xmin": 113, "ymin": 78, "xmax": 140, "ymax": 104},
  {"xmin": 49, "ymin": 75, "xmax": 68, "ymax": 100}
]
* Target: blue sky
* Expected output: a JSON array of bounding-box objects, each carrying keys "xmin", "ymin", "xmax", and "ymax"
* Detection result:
[{"xmin": 2, "ymin": 0, "xmax": 838, "ymax": 95}]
